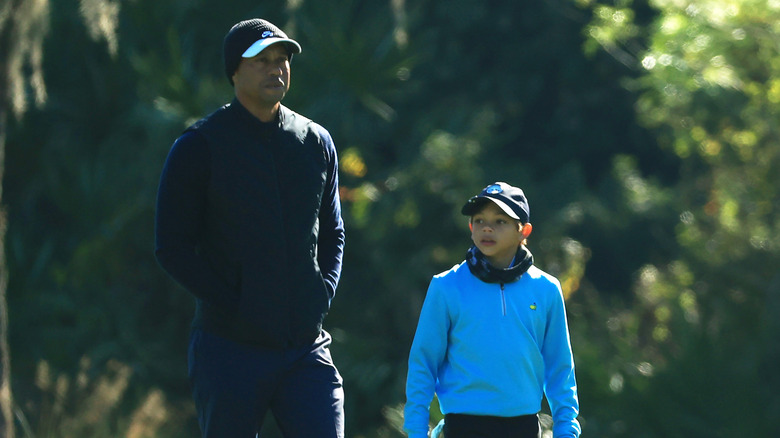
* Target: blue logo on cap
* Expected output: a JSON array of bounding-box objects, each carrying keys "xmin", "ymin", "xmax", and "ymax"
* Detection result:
[
  {"xmin": 485, "ymin": 184, "xmax": 503, "ymax": 194},
  {"xmin": 262, "ymin": 30, "xmax": 274, "ymax": 38}
]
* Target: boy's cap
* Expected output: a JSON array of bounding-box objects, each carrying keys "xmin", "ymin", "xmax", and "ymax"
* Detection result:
[
  {"xmin": 461, "ymin": 182, "xmax": 530, "ymax": 223},
  {"xmin": 223, "ymin": 18, "xmax": 302, "ymax": 84}
]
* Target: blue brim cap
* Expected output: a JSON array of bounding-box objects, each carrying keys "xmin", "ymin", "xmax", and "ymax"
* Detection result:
[{"xmin": 461, "ymin": 182, "xmax": 530, "ymax": 223}]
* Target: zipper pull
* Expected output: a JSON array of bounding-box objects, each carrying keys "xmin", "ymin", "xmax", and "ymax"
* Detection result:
[{"xmin": 499, "ymin": 283, "xmax": 506, "ymax": 316}]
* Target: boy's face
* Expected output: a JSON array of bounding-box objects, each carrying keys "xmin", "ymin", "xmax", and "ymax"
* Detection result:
[{"xmin": 470, "ymin": 202, "xmax": 525, "ymax": 268}]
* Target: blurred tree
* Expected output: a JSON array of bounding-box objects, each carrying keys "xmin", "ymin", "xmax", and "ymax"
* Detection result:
[
  {"xmin": 579, "ymin": 0, "xmax": 780, "ymax": 435},
  {"xmin": 5, "ymin": 0, "xmax": 201, "ymax": 435},
  {"xmin": 0, "ymin": 0, "xmax": 50, "ymax": 436}
]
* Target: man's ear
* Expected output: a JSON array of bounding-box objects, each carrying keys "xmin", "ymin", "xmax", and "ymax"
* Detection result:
[{"xmin": 521, "ymin": 222, "xmax": 533, "ymax": 238}]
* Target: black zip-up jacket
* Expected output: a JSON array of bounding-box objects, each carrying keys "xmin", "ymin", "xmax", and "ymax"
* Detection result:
[{"xmin": 155, "ymin": 100, "xmax": 345, "ymax": 348}]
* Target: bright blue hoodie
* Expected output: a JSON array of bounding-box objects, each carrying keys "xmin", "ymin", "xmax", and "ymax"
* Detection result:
[{"xmin": 404, "ymin": 261, "xmax": 580, "ymax": 438}]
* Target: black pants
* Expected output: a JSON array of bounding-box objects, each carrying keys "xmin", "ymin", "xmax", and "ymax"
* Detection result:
[{"xmin": 443, "ymin": 413, "xmax": 540, "ymax": 438}]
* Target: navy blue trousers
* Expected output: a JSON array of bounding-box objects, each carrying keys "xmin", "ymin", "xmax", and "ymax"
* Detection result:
[{"xmin": 188, "ymin": 328, "xmax": 344, "ymax": 438}]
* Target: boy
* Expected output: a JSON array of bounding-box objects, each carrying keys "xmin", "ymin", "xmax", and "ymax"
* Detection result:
[{"xmin": 404, "ymin": 182, "xmax": 580, "ymax": 438}]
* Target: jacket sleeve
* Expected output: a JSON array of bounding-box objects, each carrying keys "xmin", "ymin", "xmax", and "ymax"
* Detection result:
[
  {"xmin": 541, "ymin": 280, "xmax": 581, "ymax": 438},
  {"xmin": 315, "ymin": 127, "xmax": 345, "ymax": 300},
  {"xmin": 154, "ymin": 131, "xmax": 239, "ymax": 312},
  {"xmin": 404, "ymin": 278, "xmax": 450, "ymax": 438}
]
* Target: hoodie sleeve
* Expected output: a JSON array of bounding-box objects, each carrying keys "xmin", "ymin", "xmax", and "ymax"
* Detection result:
[
  {"xmin": 404, "ymin": 278, "xmax": 451, "ymax": 438},
  {"xmin": 154, "ymin": 131, "xmax": 239, "ymax": 312},
  {"xmin": 314, "ymin": 126, "xmax": 345, "ymax": 301},
  {"xmin": 541, "ymin": 279, "xmax": 581, "ymax": 438}
]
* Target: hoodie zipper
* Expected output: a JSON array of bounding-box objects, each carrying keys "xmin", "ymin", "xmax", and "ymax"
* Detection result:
[{"xmin": 500, "ymin": 283, "xmax": 507, "ymax": 316}]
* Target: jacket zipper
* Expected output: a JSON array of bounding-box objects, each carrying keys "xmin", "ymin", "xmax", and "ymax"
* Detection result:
[{"xmin": 500, "ymin": 283, "xmax": 507, "ymax": 316}]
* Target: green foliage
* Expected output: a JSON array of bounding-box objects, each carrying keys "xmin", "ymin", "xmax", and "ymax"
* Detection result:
[
  {"xmin": 575, "ymin": 0, "xmax": 780, "ymax": 435},
  {"xmin": 19, "ymin": 358, "xmax": 193, "ymax": 438}
]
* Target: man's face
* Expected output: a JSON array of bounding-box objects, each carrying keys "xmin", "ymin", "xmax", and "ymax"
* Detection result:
[{"xmin": 232, "ymin": 43, "xmax": 291, "ymax": 109}]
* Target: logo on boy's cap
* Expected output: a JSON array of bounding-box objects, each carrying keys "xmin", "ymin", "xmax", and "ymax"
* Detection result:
[
  {"xmin": 460, "ymin": 181, "xmax": 530, "ymax": 223},
  {"xmin": 485, "ymin": 184, "xmax": 503, "ymax": 194}
]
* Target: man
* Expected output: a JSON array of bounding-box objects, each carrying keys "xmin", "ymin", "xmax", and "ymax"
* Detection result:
[{"xmin": 154, "ymin": 18, "xmax": 346, "ymax": 438}]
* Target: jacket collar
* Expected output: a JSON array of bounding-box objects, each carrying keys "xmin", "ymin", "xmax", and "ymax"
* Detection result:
[{"xmin": 228, "ymin": 98, "xmax": 285, "ymax": 129}]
